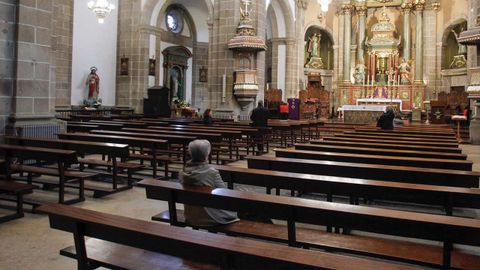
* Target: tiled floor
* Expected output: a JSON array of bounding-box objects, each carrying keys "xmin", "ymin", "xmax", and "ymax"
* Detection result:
[{"xmin": 0, "ymin": 144, "xmax": 479, "ymax": 270}]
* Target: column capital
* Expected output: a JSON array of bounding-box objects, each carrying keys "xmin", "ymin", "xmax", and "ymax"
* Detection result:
[
  {"xmin": 296, "ymin": 0, "xmax": 308, "ymax": 10},
  {"xmin": 341, "ymin": 4, "xmax": 354, "ymax": 15},
  {"xmin": 431, "ymin": 2, "xmax": 441, "ymax": 12},
  {"xmin": 401, "ymin": 2, "xmax": 413, "ymax": 13},
  {"xmin": 414, "ymin": 0, "xmax": 426, "ymax": 11},
  {"xmin": 356, "ymin": 5, "xmax": 367, "ymax": 16}
]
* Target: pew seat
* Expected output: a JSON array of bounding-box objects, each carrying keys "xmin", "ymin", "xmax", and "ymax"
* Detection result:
[
  {"xmin": 60, "ymin": 238, "xmax": 218, "ymax": 270},
  {"xmin": 39, "ymin": 203, "xmax": 420, "ymax": 270},
  {"xmin": 78, "ymin": 158, "xmax": 144, "ymax": 186},
  {"xmin": 0, "ymin": 179, "xmax": 35, "ymax": 223},
  {"xmin": 153, "ymin": 209, "xmax": 480, "ymax": 270}
]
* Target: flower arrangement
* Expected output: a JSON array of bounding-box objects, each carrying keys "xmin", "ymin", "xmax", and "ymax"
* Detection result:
[
  {"xmin": 172, "ymin": 97, "xmax": 190, "ymax": 108},
  {"xmin": 83, "ymin": 98, "xmax": 102, "ymax": 108}
]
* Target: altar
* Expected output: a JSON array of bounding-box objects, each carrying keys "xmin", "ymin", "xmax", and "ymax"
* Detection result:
[
  {"xmin": 356, "ymin": 98, "xmax": 403, "ymax": 112},
  {"xmin": 341, "ymin": 105, "xmax": 386, "ymax": 124}
]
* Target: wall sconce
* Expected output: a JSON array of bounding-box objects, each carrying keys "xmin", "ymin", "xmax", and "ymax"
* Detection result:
[{"xmin": 120, "ymin": 55, "xmax": 129, "ymax": 76}]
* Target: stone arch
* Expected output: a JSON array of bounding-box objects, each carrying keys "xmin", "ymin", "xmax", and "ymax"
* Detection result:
[
  {"xmin": 142, "ymin": 0, "xmax": 213, "ymax": 27},
  {"xmin": 267, "ymin": 0, "xmax": 295, "ymax": 38},
  {"xmin": 304, "ymin": 25, "xmax": 335, "ymax": 70},
  {"xmin": 440, "ymin": 17, "xmax": 468, "ymax": 70}
]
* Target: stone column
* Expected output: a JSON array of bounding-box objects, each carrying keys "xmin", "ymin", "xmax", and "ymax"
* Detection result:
[
  {"xmin": 356, "ymin": 5, "xmax": 367, "ymax": 64},
  {"xmin": 414, "ymin": 1, "xmax": 425, "ymax": 82},
  {"xmin": 285, "ymin": 38, "xmax": 297, "ymax": 99},
  {"xmin": 401, "ymin": 3, "xmax": 412, "ymax": 61},
  {"xmin": 295, "ymin": 0, "xmax": 308, "ymax": 90},
  {"xmin": 342, "ymin": 4, "xmax": 353, "ymax": 83}
]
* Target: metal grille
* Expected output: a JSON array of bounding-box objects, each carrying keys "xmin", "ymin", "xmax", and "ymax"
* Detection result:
[{"xmin": 16, "ymin": 124, "xmax": 63, "ymax": 139}]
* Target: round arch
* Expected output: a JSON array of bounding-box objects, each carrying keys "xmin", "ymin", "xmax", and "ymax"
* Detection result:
[
  {"xmin": 440, "ymin": 18, "xmax": 468, "ymax": 70},
  {"xmin": 304, "ymin": 25, "xmax": 335, "ymax": 70}
]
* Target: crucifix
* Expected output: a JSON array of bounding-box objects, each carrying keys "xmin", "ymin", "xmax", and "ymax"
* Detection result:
[{"xmin": 240, "ymin": 0, "xmax": 252, "ymax": 19}]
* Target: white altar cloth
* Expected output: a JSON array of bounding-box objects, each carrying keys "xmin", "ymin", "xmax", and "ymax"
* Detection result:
[{"xmin": 356, "ymin": 98, "xmax": 403, "ymax": 112}]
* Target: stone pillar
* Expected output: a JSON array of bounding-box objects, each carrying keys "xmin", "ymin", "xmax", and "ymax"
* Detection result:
[
  {"xmin": 401, "ymin": 3, "xmax": 412, "ymax": 61},
  {"xmin": 285, "ymin": 38, "xmax": 297, "ymax": 99},
  {"xmin": 52, "ymin": 0, "xmax": 73, "ymax": 107},
  {"xmin": 295, "ymin": 0, "xmax": 308, "ymax": 90},
  {"xmin": 414, "ymin": 2, "xmax": 425, "ymax": 82},
  {"xmin": 0, "ymin": 0, "xmax": 16, "ymax": 138},
  {"xmin": 356, "ymin": 5, "xmax": 367, "ymax": 64},
  {"xmin": 342, "ymin": 4, "xmax": 353, "ymax": 83},
  {"xmin": 117, "ymin": 0, "xmax": 149, "ymax": 113},
  {"xmin": 269, "ymin": 39, "xmax": 280, "ymax": 89}
]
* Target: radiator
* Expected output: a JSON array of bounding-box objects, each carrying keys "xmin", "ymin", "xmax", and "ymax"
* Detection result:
[{"xmin": 15, "ymin": 123, "xmax": 64, "ymax": 139}]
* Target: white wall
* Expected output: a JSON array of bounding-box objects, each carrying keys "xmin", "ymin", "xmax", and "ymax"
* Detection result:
[{"xmin": 71, "ymin": 0, "xmax": 118, "ymax": 106}]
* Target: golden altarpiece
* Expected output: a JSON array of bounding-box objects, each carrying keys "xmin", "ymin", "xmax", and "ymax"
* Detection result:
[{"xmin": 338, "ymin": 4, "xmax": 426, "ymax": 113}]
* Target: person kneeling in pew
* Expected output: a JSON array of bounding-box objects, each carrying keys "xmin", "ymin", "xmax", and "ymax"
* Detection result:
[{"xmin": 180, "ymin": 139, "xmax": 239, "ymax": 226}]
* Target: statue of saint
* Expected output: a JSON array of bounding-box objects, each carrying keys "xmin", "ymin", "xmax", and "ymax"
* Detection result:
[
  {"xmin": 353, "ymin": 63, "xmax": 366, "ymax": 85},
  {"xmin": 86, "ymin": 67, "xmax": 100, "ymax": 100},
  {"xmin": 398, "ymin": 58, "xmax": 411, "ymax": 85},
  {"xmin": 307, "ymin": 33, "xmax": 321, "ymax": 58},
  {"xmin": 451, "ymin": 28, "xmax": 467, "ymax": 55}
]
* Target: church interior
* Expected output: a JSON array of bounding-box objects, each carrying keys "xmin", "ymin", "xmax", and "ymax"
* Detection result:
[{"xmin": 1, "ymin": 0, "xmax": 480, "ymax": 269}]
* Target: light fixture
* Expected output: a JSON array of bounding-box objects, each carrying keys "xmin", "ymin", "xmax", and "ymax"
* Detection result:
[
  {"xmin": 317, "ymin": 0, "xmax": 332, "ymax": 12},
  {"xmin": 87, "ymin": 0, "xmax": 115, "ymax": 24}
]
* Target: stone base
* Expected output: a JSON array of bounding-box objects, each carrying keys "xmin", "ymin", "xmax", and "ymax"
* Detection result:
[
  {"xmin": 470, "ymin": 119, "xmax": 480, "ymax": 145},
  {"xmin": 305, "ymin": 57, "xmax": 324, "ymax": 69}
]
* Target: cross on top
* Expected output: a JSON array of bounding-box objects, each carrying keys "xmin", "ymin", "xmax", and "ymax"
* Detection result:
[{"xmin": 240, "ymin": 0, "xmax": 252, "ymax": 19}]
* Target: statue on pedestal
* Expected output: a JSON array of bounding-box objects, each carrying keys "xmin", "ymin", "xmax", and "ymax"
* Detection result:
[
  {"xmin": 398, "ymin": 58, "xmax": 411, "ymax": 85},
  {"xmin": 305, "ymin": 33, "xmax": 324, "ymax": 69},
  {"xmin": 354, "ymin": 63, "xmax": 366, "ymax": 85},
  {"xmin": 450, "ymin": 28, "xmax": 467, "ymax": 69}
]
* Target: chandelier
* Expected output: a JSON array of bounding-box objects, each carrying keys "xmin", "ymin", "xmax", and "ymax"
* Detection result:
[
  {"xmin": 317, "ymin": 0, "xmax": 332, "ymax": 12},
  {"xmin": 87, "ymin": 0, "xmax": 115, "ymax": 24}
]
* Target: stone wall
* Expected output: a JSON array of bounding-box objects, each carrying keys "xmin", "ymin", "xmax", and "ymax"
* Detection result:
[
  {"xmin": 15, "ymin": 0, "xmax": 54, "ymax": 116},
  {"xmin": 52, "ymin": 0, "xmax": 73, "ymax": 106},
  {"xmin": 192, "ymin": 42, "xmax": 208, "ymax": 110},
  {"xmin": 0, "ymin": 0, "xmax": 16, "ymax": 137}
]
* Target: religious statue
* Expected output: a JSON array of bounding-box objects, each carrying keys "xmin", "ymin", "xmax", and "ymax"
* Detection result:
[
  {"xmin": 307, "ymin": 33, "xmax": 321, "ymax": 58},
  {"xmin": 449, "ymin": 28, "xmax": 467, "ymax": 69},
  {"xmin": 353, "ymin": 63, "xmax": 366, "ymax": 85},
  {"xmin": 413, "ymin": 91, "xmax": 423, "ymax": 109},
  {"xmin": 451, "ymin": 28, "xmax": 467, "ymax": 55},
  {"xmin": 305, "ymin": 33, "xmax": 323, "ymax": 69},
  {"xmin": 86, "ymin": 67, "xmax": 100, "ymax": 100},
  {"xmin": 398, "ymin": 58, "xmax": 411, "ymax": 85}
]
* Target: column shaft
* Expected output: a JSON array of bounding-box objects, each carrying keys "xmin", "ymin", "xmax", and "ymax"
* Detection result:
[
  {"xmin": 356, "ymin": 6, "xmax": 367, "ymax": 63},
  {"xmin": 403, "ymin": 10, "xmax": 411, "ymax": 60},
  {"xmin": 343, "ymin": 6, "xmax": 352, "ymax": 82},
  {"xmin": 414, "ymin": 8, "xmax": 423, "ymax": 82}
]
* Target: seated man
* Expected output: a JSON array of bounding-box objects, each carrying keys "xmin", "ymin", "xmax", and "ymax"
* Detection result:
[
  {"xmin": 180, "ymin": 139, "xmax": 239, "ymax": 227},
  {"xmin": 376, "ymin": 106, "xmax": 395, "ymax": 130}
]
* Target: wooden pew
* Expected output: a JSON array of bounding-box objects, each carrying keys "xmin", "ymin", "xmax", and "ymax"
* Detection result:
[
  {"xmin": 334, "ymin": 133, "xmax": 459, "ymax": 146},
  {"xmin": 146, "ymin": 125, "xmax": 242, "ymax": 161},
  {"xmin": 67, "ymin": 121, "xmax": 124, "ymax": 131},
  {"xmin": 275, "ymin": 149, "xmax": 473, "ymax": 171},
  {"xmin": 67, "ymin": 124, "xmax": 99, "ymax": 133},
  {"xmin": 355, "ymin": 127, "xmax": 456, "ymax": 137},
  {"xmin": 0, "ymin": 144, "xmax": 93, "ymax": 205},
  {"xmin": 0, "ymin": 179, "xmax": 35, "ymax": 223},
  {"xmin": 38, "ymin": 203, "xmax": 419, "ymax": 270},
  {"xmin": 6, "ymin": 136, "xmax": 144, "ymax": 197},
  {"xmin": 91, "ymin": 130, "xmax": 195, "ymax": 165},
  {"xmin": 213, "ymin": 165, "xmax": 480, "ymax": 216},
  {"xmin": 57, "ymin": 133, "xmax": 170, "ymax": 178},
  {"xmin": 294, "ymin": 143, "xmax": 468, "ymax": 160},
  {"xmin": 247, "ymin": 156, "xmax": 480, "ymax": 188},
  {"xmin": 318, "ymin": 137, "xmax": 461, "ymax": 150},
  {"xmin": 140, "ymin": 179, "xmax": 480, "ymax": 270},
  {"xmin": 344, "ymin": 131, "xmax": 457, "ymax": 141},
  {"xmin": 312, "ymin": 138, "xmax": 463, "ymax": 154}
]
